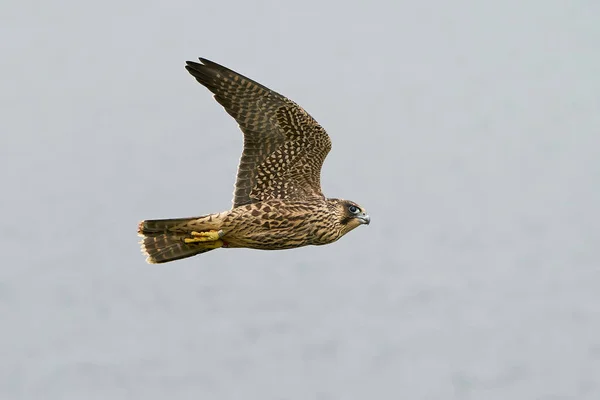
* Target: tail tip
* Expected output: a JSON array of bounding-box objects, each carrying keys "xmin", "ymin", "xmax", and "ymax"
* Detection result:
[
  {"xmin": 138, "ymin": 235, "xmax": 158, "ymax": 264},
  {"xmin": 145, "ymin": 256, "xmax": 158, "ymax": 264}
]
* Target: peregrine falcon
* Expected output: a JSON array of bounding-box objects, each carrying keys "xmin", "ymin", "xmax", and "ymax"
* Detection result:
[{"xmin": 138, "ymin": 58, "xmax": 370, "ymax": 264}]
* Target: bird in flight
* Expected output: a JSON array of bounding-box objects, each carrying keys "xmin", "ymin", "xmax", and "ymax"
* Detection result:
[{"xmin": 138, "ymin": 58, "xmax": 370, "ymax": 264}]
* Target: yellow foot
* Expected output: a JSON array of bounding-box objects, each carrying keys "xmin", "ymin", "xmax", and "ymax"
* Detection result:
[
  {"xmin": 200, "ymin": 239, "xmax": 224, "ymax": 249},
  {"xmin": 184, "ymin": 230, "xmax": 224, "ymax": 244}
]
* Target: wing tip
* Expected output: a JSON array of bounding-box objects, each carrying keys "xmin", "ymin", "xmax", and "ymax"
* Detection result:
[{"xmin": 185, "ymin": 57, "xmax": 222, "ymax": 72}]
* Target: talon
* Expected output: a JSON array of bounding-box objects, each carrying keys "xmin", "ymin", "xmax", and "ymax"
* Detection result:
[{"xmin": 184, "ymin": 230, "xmax": 222, "ymax": 243}]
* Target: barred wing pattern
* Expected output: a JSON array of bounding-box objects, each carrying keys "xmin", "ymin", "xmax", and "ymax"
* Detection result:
[{"xmin": 185, "ymin": 58, "xmax": 332, "ymax": 207}]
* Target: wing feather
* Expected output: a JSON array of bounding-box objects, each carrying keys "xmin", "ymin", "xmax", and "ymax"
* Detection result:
[{"xmin": 185, "ymin": 58, "xmax": 331, "ymax": 207}]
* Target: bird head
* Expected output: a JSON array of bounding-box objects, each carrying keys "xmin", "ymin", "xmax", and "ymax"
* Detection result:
[{"xmin": 330, "ymin": 199, "xmax": 370, "ymax": 236}]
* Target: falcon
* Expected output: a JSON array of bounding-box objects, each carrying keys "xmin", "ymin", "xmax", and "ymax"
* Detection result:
[{"xmin": 138, "ymin": 58, "xmax": 370, "ymax": 264}]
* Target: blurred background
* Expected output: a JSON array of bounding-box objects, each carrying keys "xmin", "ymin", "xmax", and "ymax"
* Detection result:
[{"xmin": 1, "ymin": 0, "xmax": 599, "ymax": 399}]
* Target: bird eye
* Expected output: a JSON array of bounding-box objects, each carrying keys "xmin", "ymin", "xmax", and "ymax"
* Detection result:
[{"xmin": 348, "ymin": 205, "xmax": 360, "ymax": 214}]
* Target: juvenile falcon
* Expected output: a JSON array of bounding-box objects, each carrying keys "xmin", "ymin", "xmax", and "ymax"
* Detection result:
[{"xmin": 138, "ymin": 58, "xmax": 370, "ymax": 264}]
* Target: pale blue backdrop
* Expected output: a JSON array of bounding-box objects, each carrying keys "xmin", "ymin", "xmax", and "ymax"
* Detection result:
[{"xmin": 1, "ymin": 1, "xmax": 599, "ymax": 399}]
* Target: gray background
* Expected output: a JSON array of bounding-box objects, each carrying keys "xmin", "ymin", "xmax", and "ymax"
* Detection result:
[{"xmin": 1, "ymin": 0, "xmax": 599, "ymax": 399}]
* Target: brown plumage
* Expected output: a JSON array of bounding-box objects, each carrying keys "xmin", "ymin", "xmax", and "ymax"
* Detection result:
[{"xmin": 138, "ymin": 58, "xmax": 370, "ymax": 264}]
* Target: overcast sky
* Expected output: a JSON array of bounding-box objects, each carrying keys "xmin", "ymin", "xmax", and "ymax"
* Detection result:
[{"xmin": 2, "ymin": 0, "xmax": 599, "ymax": 399}]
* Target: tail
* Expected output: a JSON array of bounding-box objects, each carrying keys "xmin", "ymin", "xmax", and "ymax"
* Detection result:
[{"xmin": 137, "ymin": 217, "xmax": 220, "ymax": 264}]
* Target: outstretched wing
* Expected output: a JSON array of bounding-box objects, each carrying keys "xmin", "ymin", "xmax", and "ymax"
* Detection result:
[{"xmin": 185, "ymin": 58, "xmax": 332, "ymax": 208}]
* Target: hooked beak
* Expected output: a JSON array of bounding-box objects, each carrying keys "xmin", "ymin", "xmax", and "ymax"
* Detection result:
[{"xmin": 358, "ymin": 213, "xmax": 370, "ymax": 225}]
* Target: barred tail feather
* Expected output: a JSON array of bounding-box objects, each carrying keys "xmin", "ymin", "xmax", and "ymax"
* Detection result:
[
  {"xmin": 137, "ymin": 218, "xmax": 216, "ymax": 264},
  {"xmin": 139, "ymin": 233, "xmax": 215, "ymax": 264},
  {"xmin": 138, "ymin": 217, "xmax": 198, "ymax": 234}
]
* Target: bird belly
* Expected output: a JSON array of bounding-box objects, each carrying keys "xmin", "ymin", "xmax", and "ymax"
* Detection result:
[
  {"xmin": 219, "ymin": 202, "xmax": 320, "ymax": 250},
  {"xmin": 222, "ymin": 221, "xmax": 314, "ymax": 250}
]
